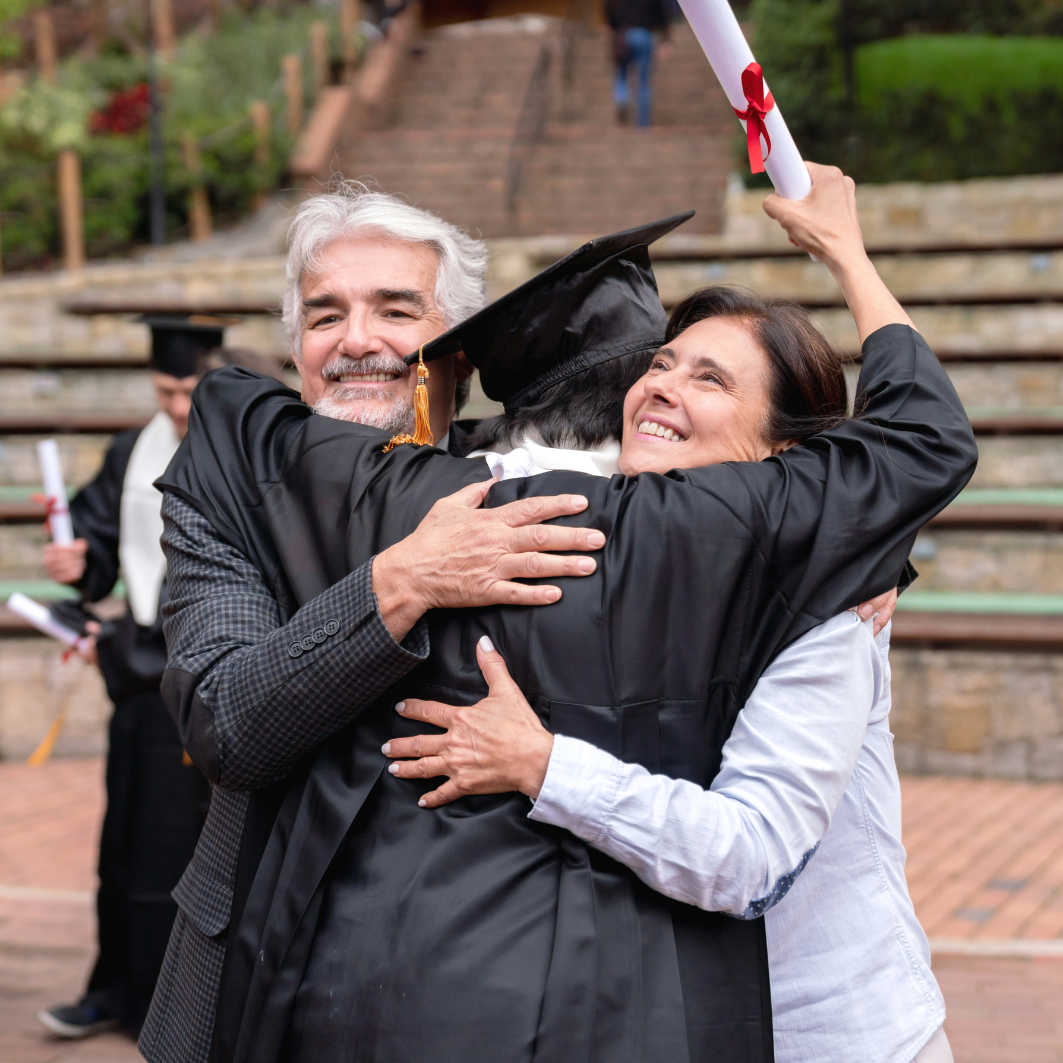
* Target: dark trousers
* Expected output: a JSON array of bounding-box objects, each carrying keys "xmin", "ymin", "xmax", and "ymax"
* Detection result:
[
  {"xmin": 83, "ymin": 689, "xmax": 207, "ymax": 1033},
  {"xmin": 614, "ymin": 27, "xmax": 655, "ymax": 126}
]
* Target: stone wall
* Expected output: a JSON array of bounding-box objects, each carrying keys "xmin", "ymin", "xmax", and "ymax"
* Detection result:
[
  {"xmin": 891, "ymin": 648, "xmax": 1063, "ymax": 781},
  {"xmin": 0, "ymin": 639, "xmax": 110, "ymax": 759}
]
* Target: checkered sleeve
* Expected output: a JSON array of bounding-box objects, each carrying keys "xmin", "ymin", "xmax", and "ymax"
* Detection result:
[{"xmin": 160, "ymin": 492, "xmax": 429, "ymax": 790}]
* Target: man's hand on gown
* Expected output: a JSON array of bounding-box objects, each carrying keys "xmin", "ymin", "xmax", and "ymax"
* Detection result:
[
  {"xmin": 371, "ymin": 479, "xmax": 605, "ymax": 641},
  {"xmin": 383, "ymin": 636, "xmax": 553, "ymax": 808}
]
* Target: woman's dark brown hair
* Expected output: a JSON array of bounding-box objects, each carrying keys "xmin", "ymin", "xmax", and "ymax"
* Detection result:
[{"xmin": 666, "ymin": 286, "xmax": 850, "ymax": 444}]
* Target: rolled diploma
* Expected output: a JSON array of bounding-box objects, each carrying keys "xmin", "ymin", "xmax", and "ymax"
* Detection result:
[
  {"xmin": 676, "ymin": 0, "xmax": 811, "ymax": 201},
  {"xmin": 7, "ymin": 592, "xmax": 82, "ymax": 647},
  {"xmin": 36, "ymin": 439, "xmax": 74, "ymax": 544}
]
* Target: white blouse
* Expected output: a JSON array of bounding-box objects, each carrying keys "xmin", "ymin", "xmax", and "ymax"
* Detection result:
[{"xmin": 529, "ymin": 612, "xmax": 946, "ymax": 1063}]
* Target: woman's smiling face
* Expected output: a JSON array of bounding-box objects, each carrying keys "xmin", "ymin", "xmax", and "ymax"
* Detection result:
[{"xmin": 618, "ymin": 316, "xmax": 783, "ymax": 476}]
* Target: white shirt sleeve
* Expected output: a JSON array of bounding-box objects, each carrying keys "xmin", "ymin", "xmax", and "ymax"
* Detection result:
[{"xmin": 528, "ymin": 610, "xmax": 882, "ymax": 917}]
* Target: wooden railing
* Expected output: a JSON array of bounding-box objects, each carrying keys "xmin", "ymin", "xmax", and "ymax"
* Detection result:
[{"xmin": 505, "ymin": 42, "xmax": 554, "ymax": 217}]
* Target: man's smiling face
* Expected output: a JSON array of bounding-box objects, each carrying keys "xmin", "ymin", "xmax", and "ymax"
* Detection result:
[{"xmin": 296, "ymin": 236, "xmax": 464, "ymax": 440}]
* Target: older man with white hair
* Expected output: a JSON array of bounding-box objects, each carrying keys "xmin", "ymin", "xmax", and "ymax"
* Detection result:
[
  {"xmin": 281, "ymin": 183, "xmax": 485, "ymax": 444},
  {"xmin": 136, "ymin": 184, "xmax": 605, "ymax": 1063}
]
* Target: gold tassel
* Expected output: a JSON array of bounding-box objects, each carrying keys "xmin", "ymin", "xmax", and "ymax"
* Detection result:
[
  {"xmin": 27, "ymin": 709, "xmax": 65, "ymax": 767},
  {"xmin": 384, "ymin": 345, "xmax": 434, "ymax": 451}
]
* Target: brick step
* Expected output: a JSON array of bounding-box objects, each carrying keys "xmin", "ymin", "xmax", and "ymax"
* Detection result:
[
  {"xmin": 970, "ymin": 438, "xmax": 1063, "ymax": 490},
  {"xmin": 912, "ymin": 526, "xmax": 1063, "ymax": 595},
  {"xmin": 812, "ymin": 304, "xmax": 1063, "ymax": 359},
  {"xmin": 652, "ymin": 250, "xmax": 1063, "ymax": 310}
]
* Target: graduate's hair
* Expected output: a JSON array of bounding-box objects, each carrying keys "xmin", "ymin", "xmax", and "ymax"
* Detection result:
[
  {"xmin": 282, "ymin": 180, "xmax": 489, "ymax": 372},
  {"xmin": 465, "ymin": 349, "xmax": 657, "ymax": 452},
  {"xmin": 666, "ymin": 286, "xmax": 850, "ymax": 444}
]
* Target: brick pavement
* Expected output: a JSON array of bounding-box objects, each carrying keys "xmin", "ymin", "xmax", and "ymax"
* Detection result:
[
  {"xmin": 902, "ymin": 776, "xmax": 1063, "ymax": 944},
  {"xmin": 0, "ymin": 759, "xmax": 139, "ymax": 1063},
  {"xmin": 0, "ymin": 759, "xmax": 1061, "ymax": 1062}
]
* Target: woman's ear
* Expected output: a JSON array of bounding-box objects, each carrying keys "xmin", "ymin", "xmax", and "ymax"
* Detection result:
[{"xmin": 772, "ymin": 438, "xmax": 799, "ymax": 456}]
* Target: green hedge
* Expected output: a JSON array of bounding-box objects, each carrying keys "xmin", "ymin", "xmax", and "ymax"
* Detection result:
[
  {"xmin": 856, "ymin": 34, "xmax": 1063, "ymax": 111},
  {"xmin": 747, "ymin": 0, "xmax": 1063, "ymax": 184}
]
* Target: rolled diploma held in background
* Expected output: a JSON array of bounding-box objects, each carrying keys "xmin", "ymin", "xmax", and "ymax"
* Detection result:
[
  {"xmin": 36, "ymin": 439, "xmax": 74, "ymax": 544},
  {"xmin": 7, "ymin": 592, "xmax": 82, "ymax": 647},
  {"xmin": 676, "ymin": 0, "xmax": 811, "ymax": 201}
]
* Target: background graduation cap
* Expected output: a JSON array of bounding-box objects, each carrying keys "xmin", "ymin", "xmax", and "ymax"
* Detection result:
[
  {"xmin": 139, "ymin": 314, "xmax": 241, "ymax": 379},
  {"xmin": 406, "ymin": 211, "xmax": 694, "ymax": 414}
]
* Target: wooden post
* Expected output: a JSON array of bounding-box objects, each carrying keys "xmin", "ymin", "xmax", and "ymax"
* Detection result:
[
  {"xmin": 340, "ymin": 0, "xmax": 360, "ymax": 81},
  {"xmin": 283, "ymin": 54, "xmax": 303, "ymax": 134},
  {"xmin": 310, "ymin": 21, "xmax": 329, "ymax": 94},
  {"xmin": 250, "ymin": 101, "xmax": 271, "ymax": 209},
  {"xmin": 182, "ymin": 132, "xmax": 212, "ymax": 242},
  {"xmin": 57, "ymin": 149, "xmax": 85, "ymax": 270},
  {"xmin": 34, "ymin": 11, "xmax": 57, "ymax": 83},
  {"xmin": 89, "ymin": 0, "xmax": 108, "ymax": 53},
  {"xmin": 250, "ymin": 100, "xmax": 270, "ymax": 168},
  {"xmin": 151, "ymin": 0, "xmax": 175, "ymax": 60}
]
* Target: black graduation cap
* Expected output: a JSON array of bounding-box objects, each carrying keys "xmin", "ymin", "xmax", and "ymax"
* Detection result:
[
  {"xmin": 139, "ymin": 314, "xmax": 240, "ymax": 379},
  {"xmin": 406, "ymin": 211, "xmax": 694, "ymax": 412}
]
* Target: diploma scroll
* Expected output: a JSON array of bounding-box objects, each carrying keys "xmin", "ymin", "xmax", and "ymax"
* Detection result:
[
  {"xmin": 676, "ymin": 0, "xmax": 811, "ymax": 201},
  {"xmin": 7, "ymin": 591, "xmax": 83, "ymax": 647},
  {"xmin": 35, "ymin": 439, "xmax": 75, "ymax": 544}
]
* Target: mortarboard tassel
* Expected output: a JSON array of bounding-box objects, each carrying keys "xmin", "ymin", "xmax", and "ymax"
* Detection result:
[{"xmin": 384, "ymin": 345, "xmax": 434, "ymax": 452}]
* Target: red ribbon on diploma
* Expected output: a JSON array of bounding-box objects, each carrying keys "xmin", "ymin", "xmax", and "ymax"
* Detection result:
[
  {"xmin": 30, "ymin": 492, "xmax": 67, "ymax": 538},
  {"xmin": 733, "ymin": 62, "xmax": 775, "ymax": 174}
]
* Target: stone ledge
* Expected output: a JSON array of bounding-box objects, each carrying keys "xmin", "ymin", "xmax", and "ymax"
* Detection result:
[{"xmin": 892, "ymin": 646, "xmax": 1063, "ymax": 781}]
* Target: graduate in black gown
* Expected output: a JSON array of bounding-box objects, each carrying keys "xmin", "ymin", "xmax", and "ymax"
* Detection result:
[
  {"xmin": 160, "ymin": 191, "xmax": 977, "ymax": 1063},
  {"xmin": 37, "ymin": 320, "xmax": 222, "ymax": 1039}
]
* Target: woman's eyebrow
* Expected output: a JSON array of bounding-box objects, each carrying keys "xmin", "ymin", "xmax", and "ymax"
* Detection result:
[{"xmin": 690, "ymin": 355, "xmax": 736, "ymax": 383}]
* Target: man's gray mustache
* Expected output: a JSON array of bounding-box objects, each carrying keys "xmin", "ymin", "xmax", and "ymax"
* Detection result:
[{"xmin": 320, "ymin": 355, "xmax": 410, "ymax": 381}]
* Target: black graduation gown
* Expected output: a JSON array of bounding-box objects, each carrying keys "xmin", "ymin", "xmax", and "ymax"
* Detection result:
[
  {"xmin": 65, "ymin": 429, "xmax": 207, "ymax": 1030},
  {"xmin": 159, "ymin": 324, "xmax": 977, "ymax": 1063}
]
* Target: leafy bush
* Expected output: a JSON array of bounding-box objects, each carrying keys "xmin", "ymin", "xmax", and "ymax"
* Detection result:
[{"xmin": 0, "ymin": 5, "xmax": 349, "ymax": 268}]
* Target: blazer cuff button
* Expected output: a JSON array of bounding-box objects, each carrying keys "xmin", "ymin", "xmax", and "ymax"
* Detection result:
[
  {"xmin": 288, "ymin": 642, "xmax": 303, "ymax": 658},
  {"xmin": 312, "ymin": 628, "xmax": 327, "ymax": 644},
  {"xmin": 300, "ymin": 634, "xmax": 316, "ymax": 652},
  {"xmin": 323, "ymin": 618, "xmax": 340, "ymax": 636}
]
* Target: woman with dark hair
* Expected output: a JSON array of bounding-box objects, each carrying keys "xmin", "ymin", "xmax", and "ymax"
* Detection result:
[{"xmin": 385, "ymin": 169, "xmax": 955, "ymax": 1063}]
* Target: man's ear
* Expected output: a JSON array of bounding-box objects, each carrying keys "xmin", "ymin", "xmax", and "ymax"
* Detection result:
[
  {"xmin": 454, "ymin": 351, "xmax": 475, "ymax": 383},
  {"xmin": 292, "ymin": 345, "xmax": 311, "ymax": 403}
]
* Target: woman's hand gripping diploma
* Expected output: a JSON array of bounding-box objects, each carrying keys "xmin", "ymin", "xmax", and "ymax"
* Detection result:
[{"xmin": 383, "ymin": 636, "xmax": 554, "ymax": 808}]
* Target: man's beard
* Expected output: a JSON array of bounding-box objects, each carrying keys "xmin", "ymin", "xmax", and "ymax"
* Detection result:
[{"xmin": 312, "ymin": 354, "xmax": 415, "ymax": 435}]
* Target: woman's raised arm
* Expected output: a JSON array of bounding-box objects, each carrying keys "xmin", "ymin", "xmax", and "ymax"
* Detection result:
[{"xmin": 762, "ymin": 162, "xmax": 916, "ymax": 345}]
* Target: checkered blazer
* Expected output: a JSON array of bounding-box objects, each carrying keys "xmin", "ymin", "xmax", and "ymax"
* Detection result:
[{"xmin": 138, "ymin": 493, "xmax": 429, "ymax": 1063}]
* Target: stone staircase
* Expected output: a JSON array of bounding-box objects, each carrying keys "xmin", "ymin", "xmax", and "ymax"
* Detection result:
[
  {"xmin": 336, "ymin": 16, "xmax": 733, "ymax": 236},
  {"xmin": 0, "ymin": 166, "xmax": 1062, "ymax": 780}
]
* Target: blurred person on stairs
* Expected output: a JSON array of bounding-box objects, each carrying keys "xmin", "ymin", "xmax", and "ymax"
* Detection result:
[{"xmin": 606, "ymin": 0, "xmax": 672, "ymax": 126}]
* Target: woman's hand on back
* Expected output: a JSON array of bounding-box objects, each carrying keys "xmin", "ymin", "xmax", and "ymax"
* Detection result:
[
  {"xmin": 383, "ymin": 636, "xmax": 554, "ymax": 808},
  {"xmin": 761, "ymin": 162, "xmax": 916, "ymax": 344}
]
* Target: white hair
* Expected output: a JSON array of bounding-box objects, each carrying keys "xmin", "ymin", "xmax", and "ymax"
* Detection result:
[{"xmin": 283, "ymin": 180, "xmax": 489, "ymax": 358}]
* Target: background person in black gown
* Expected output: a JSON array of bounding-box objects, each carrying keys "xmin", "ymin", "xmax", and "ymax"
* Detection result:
[{"xmin": 36, "ymin": 319, "xmax": 224, "ymax": 1040}]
